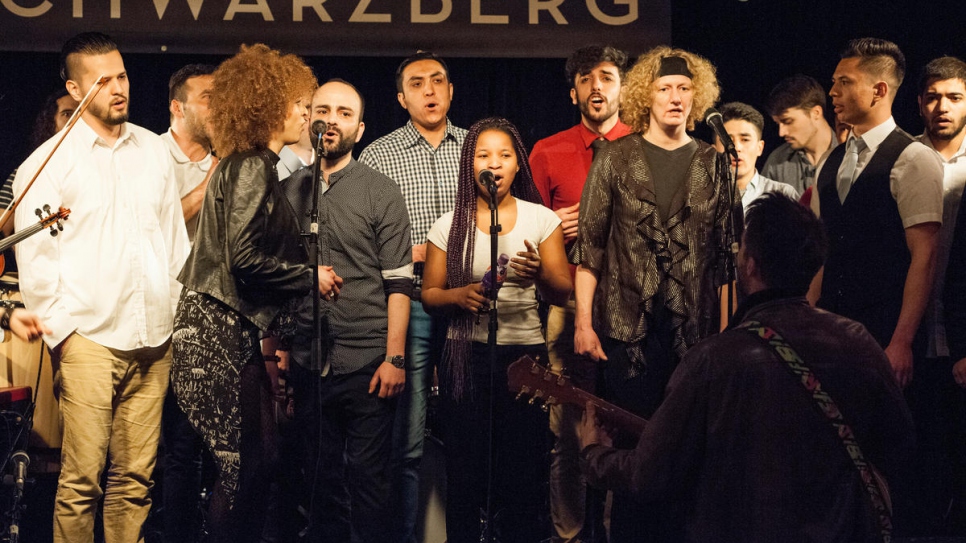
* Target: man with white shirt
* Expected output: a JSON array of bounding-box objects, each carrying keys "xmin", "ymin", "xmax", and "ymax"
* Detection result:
[
  {"xmin": 713, "ymin": 102, "xmax": 799, "ymax": 211},
  {"xmin": 814, "ymin": 38, "xmax": 942, "ymax": 387},
  {"xmin": 159, "ymin": 62, "xmax": 215, "ymax": 543},
  {"xmin": 917, "ymin": 56, "xmax": 966, "ymax": 534},
  {"xmin": 812, "ymin": 40, "xmax": 943, "ymax": 535},
  {"xmin": 161, "ymin": 63, "xmax": 215, "ymax": 244},
  {"xmin": 13, "ymin": 32, "xmax": 190, "ymax": 542}
]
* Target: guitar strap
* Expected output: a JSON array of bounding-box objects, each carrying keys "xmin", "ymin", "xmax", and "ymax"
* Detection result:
[{"xmin": 737, "ymin": 320, "xmax": 893, "ymax": 543}]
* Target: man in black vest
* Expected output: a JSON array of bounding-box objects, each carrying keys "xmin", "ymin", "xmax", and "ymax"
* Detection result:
[
  {"xmin": 813, "ymin": 38, "xmax": 942, "ymax": 390},
  {"xmin": 813, "ymin": 39, "xmax": 943, "ymax": 535}
]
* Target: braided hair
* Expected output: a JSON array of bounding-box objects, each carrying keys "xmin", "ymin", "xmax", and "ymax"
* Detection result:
[{"xmin": 440, "ymin": 117, "xmax": 544, "ymax": 401}]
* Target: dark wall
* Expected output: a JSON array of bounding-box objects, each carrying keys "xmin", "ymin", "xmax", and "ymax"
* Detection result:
[{"xmin": 3, "ymin": 0, "xmax": 966, "ymax": 181}]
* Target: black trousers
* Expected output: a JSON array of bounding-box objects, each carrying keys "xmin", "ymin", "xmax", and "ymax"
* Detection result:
[
  {"xmin": 299, "ymin": 355, "xmax": 395, "ymax": 543},
  {"xmin": 438, "ymin": 342, "xmax": 550, "ymax": 543}
]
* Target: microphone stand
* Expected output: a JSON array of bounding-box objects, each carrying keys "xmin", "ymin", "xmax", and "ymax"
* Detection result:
[
  {"xmin": 310, "ymin": 129, "xmax": 326, "ymax": 375},
  {"xmin": 483, "ymin": 181, "xmax": 500, "ymax": 543},
  {"xmin": 723, "ymin": 151, "xmax": 741, "ymax": 324}
]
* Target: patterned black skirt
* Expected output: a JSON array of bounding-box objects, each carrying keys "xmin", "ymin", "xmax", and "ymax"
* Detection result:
[{"xmin": 170, "ymin": 289, "xmax": 261, "ymax": 508}]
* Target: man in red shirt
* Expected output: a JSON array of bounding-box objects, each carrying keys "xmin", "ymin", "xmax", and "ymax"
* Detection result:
[{"xmin": 529, "ymin": 44, "xmax": 633, "ymax": 543}]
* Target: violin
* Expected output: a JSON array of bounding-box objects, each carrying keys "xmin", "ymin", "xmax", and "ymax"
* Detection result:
[{"xmin": 0, "ymin": 205, "xmax": 70, "ymax": 275}]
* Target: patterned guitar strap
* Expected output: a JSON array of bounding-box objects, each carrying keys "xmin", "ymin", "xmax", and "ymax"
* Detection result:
[{"xmin": 738, "ymin": 320, "xmax": 893, "ymax": 543}]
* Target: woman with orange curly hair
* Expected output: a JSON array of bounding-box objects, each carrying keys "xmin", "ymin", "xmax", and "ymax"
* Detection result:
[
  {"xmin": 571, "ymin": 46, "xmax": 740, "ymax": 541},
  {"xmin": 170, "ymin": 44, "xmax": 327, "ymax": 543}
]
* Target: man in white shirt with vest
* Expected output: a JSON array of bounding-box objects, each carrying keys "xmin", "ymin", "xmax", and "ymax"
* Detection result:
[
  {"xmin": 13, "ymin": 32, "xmax": 190, "ymax": 543},
  {"xmin": 811, "ymin": 38, "xmax": 943, "ymax": 536}
]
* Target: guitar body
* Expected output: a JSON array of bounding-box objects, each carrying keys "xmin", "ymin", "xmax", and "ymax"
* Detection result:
[{"xmin": 507, "ymin": 355, "xmax": 647, "ymax": 440}]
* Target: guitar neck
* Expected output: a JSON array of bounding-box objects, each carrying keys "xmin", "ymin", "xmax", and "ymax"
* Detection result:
[{"xmin": 508, "ymin": 356, "xmax": 648, "ymax": 440}]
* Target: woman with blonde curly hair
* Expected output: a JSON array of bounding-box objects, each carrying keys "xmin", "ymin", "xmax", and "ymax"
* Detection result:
[
  {"xmin": 170, "ymin": 43, "xmax": 328, "ymax": 543},
  {"xmin": 572, "ymin": 46, "xmax": 739, "ymax": 541}
]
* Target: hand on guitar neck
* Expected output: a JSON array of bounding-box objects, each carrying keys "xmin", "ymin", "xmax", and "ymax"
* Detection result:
[{"xmin": 507, "ymin": 355, "xmax": 647, "ymax": 449}]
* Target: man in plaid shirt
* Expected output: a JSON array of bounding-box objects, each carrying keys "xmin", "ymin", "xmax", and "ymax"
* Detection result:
[{"xmin": 358, "ymin": 50, "xmax": 467, "ymax": 543}]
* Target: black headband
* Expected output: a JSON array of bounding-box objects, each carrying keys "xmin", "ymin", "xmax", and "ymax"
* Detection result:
[{"xmin": 657, "ymin": 56, "xmax": 693, "ymax": 79}]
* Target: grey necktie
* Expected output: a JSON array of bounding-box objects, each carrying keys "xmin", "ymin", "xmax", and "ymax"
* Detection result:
[
  {"xmin": 837, "ymin": 137, "xmax": 867, "ymax": 203},
  {"xmin": 591, "ymin": 138, "xmax": 605, "ymax": 158}
]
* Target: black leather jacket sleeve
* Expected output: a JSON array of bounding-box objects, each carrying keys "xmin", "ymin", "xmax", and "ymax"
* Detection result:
[{"xmin": 179, "ymin": 149, "xmax": 313, "ymax": 330}]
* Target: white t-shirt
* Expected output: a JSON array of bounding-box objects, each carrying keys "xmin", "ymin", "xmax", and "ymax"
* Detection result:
[{"xmin": 428, "ymin": 199, "xmax": 560, "ymax": 345}]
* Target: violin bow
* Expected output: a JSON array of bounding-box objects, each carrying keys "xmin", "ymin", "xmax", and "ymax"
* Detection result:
[{"xmin": 0, "ymin": 74, "xmax": 110, "ymax": 233}]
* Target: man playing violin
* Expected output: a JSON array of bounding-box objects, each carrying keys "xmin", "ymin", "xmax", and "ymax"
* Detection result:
[{"xmin": 12, "ymin": 32, "xmax": 189, "ymax": 543}]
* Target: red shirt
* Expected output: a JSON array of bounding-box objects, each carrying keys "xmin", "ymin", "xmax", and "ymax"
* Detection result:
[{"xmin": 530, "ymin": 120, "xmax": 634, "ymax": 211}]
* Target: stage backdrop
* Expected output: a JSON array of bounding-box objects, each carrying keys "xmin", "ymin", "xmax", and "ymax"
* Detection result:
[{"xmin": 1, "ymin": 0, "xmax": 670, "ymax": 57}]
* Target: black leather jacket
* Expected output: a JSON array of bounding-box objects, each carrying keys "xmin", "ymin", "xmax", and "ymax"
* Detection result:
[{"xmin": 178, "ymin": 149, "xmax": 313, "ymax": 331}]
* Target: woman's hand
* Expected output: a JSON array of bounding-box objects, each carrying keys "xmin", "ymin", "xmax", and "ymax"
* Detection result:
[
  {"xmin": 7, "ymin": 308, "xmax": 51, "ymax": 342},
  {"xmin": 510, "ymin": 239, "xmax": 541, "ymax": 281},
  {"xmin": 455, "ymin": 283, "xmax": 486, "ymax": 313},
  {"xmin": 317, "ymin": 265, "xmax": 344, "ymax": 301}
]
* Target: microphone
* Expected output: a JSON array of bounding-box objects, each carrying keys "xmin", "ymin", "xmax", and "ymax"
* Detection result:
[
  {"xmin": 11, "ymin": 450, "xmax": 28, "ymax": 496},
  {"xmin": 479, "ymin": 170, "xmax": 497, "ymax": 197},
  {"xmin": 311, "ymin": 120, "xmax": 327, "ymax": 158},
  {"xmin": 704, "ymin": 108, "xmax": 737, "ymax": 159}
]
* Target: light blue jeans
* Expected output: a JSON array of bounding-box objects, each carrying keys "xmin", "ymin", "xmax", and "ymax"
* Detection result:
[{"xmin": 391, "ymin": 299, "xmax": 443, "ymax": 543}]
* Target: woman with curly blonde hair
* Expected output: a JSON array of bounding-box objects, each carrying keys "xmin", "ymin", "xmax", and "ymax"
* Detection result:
[
  {"xmin": 572, "ymin": 46, "xmax": 739, "ymax": 540},
  {"xmin": 171, "ymin": 43, "xmax": 328, "ymax": 543}
]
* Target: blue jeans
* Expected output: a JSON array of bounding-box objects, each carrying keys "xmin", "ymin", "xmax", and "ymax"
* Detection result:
[{"xmin": 391, "ymin": 300, "xmax": 444, "ymax": 543}]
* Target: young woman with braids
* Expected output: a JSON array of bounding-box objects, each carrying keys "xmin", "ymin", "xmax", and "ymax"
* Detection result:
[
  {"xmin": 421, "ymin": 117, "xmax": 572, "ymax": 542},
  {"xmin": 170, "ymin": 44, "xmax": 334, "ymax": 543}
]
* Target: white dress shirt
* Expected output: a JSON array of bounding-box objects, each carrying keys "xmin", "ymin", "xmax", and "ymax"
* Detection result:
[
  {"xmin": 921, "ymin": 133, "xmax": 966, "ymax": 358},
  {"xmin": 13, "ymin": 118, "xmax": 190, "ymax": 349},
  {"xmin": 741, "ymin": 172, "xmax": 800, "ymax": 211},
  {"xmin": 812, "ymin": 117, "xmax": 943, "ymax": 227},
  {"xmin": 160, "ymin": 128, "xmax": 212, "ymax": 243}
]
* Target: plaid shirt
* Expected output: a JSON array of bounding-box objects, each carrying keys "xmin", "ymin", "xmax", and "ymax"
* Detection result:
[{"xmin": 359, "ymin": 119, "xmax": 467, "ymax": 282}]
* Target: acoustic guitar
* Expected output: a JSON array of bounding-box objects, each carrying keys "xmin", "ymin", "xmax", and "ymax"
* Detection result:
[{"xmin": 507, "ymin": 355, "xmax": 647, "ymax": 440}]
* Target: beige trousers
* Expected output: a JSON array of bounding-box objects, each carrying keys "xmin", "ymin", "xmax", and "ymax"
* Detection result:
[{"xmin": 51, "ymin": 333, "xmax": 170, "ymax": 543}]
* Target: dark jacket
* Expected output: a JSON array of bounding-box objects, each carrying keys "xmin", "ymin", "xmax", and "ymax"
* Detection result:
[
  {"xmin": 178, "ymin": 149, "xmax": 313, "ymax": 331},
  {"xmin": 582, "ymin": 292, "xmax": 915, "ymax": 543}
]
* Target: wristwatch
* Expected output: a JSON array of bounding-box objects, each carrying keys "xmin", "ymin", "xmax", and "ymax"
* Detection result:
[{"xmin": 386, "ymin": 355, "xmax": 406, "ymax": 370}]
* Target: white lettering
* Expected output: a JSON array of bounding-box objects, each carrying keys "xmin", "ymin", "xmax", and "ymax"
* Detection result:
[
  {"xmin": 586, "ymin": 0, "xmax": 637, "ymax": 25},
  {"xmin": 529, "ymin": 0, "xmax": 565, "ymax": 24},
  {"xmin": 1, "ymin": 0, "xmax": 52, "ymax": 17},
  {"xmin": 349, "ymin": 0, "xmax": 389, "ymax": 23},
  {"xmin": 154, "ymin": 0, "xmax": 204, "ymax": 19},
  {"xmin": 411, "ymin": 0, "xmax": 450, "ymax": 23},
  {"xmin": 294, "ymin": 0, "xmax": 331, "ymax": 22},
  {"xmin": 224, "ymin": 0, "xmax": 274, "ymax": 21},
  {"xmin": 111, "ymin": 0, "xmax": 119, "ymax": 17},
  {"xmin": 471, "ymin": 0, "xmax": 507, "ymax": 24}
]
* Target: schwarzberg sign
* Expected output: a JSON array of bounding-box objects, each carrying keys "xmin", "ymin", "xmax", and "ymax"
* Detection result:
[{"xmin": 1, "ymin": 0, "xmax": 670, "ymax": 57}]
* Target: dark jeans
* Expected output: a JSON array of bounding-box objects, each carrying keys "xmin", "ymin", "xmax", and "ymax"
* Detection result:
[
  {"xmin": 599, "ymin": 337, "xmax": 683, "ymax": 543},
  {"xmin": 438, "ymin": 342, "xmax": 550, "ymax": 543},
  {"xmin": 310, "ymin": 355, "xmax": 395, "ymax": 543},
  {"xmin": 161, "ymin": 384, "xmax": 205, "ymax": 543}
]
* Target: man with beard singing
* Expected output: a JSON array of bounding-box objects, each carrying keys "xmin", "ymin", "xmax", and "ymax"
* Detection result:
[{"xmin": 281, "ymin": 79, "xmax": 414, "ymax": 543}]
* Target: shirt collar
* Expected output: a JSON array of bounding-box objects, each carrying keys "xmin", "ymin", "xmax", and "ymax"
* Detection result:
[
  {"xmin": 164, "ymin": 127, "xmax": 212, "ymax": 166},
  {"xmin": 919, "ymin": 131, "xmax": 966, "ymax": 163},
  {"xmin": 75, "ymin": 117, "xmax": 135, "ymax": 150},
  {"xmin": 577, "ymin": 120, "xmax": 633, "ymax": 149},
  {"xmin": 727, "ymin": 288, "xmax": 807, "ymax": 329},
  {"xmin": 326, "ymin": 157, "xmax": 358, "ymax": 189},
  {"xmin": 403, "ymin": 118, "xmax": 458, "ymax": 148},
  {"xmin": 852, "ymin": 116, "xmax": 897, "ymax": 153}
]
